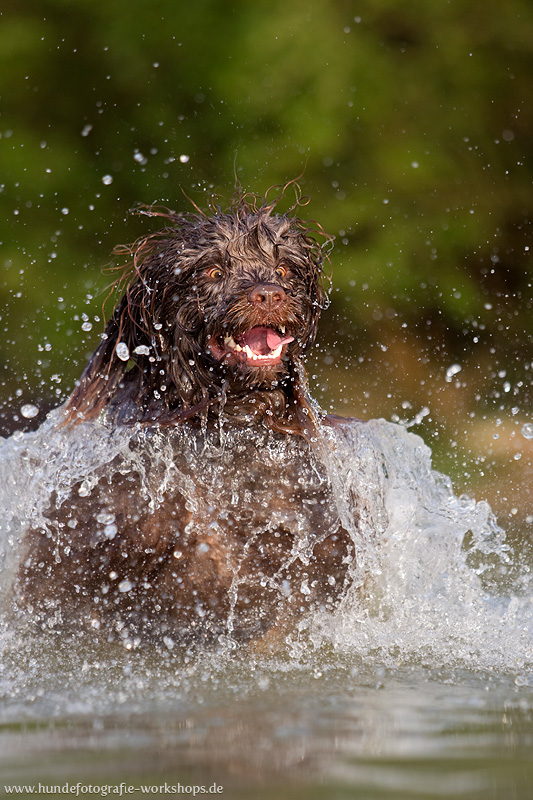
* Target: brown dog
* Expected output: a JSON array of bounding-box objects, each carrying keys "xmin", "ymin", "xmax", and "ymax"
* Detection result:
[{"xmin": 15, "ymin": 191, "xmax": 357, "ymax": 644}]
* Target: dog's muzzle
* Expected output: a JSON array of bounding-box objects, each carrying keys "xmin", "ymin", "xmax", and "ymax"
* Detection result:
[{"xmin": 207, "ymin": 282, "xmax": 295, "ymax": 367}]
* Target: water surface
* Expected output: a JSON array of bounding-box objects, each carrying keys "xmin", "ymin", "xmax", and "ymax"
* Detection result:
[{"xmin": 1, "ymin": 413, "xmax": 532, "ymax": 798}]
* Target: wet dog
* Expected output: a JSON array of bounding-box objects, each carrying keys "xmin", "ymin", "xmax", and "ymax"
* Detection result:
[{"xmin": 16, "ymin": 191, "xmax": 356, "ymax": 644}]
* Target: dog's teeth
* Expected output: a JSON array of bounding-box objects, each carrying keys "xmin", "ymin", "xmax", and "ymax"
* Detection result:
[
  {"xmin": 225, "ymin": 337, "xmax": 242, "ymax": 352},
  {"xmin": 280, "ymin": 326, "xmax": 285, "ymax": 334},
  {"xmin": 242, "ymin": 344, "xmax": 283, "ymax": 362}
]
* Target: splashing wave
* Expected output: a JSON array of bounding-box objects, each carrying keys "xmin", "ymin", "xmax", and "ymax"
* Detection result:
[{"xmin": 0, "ymin": 411, "xmax": 531, "ymax": 671}]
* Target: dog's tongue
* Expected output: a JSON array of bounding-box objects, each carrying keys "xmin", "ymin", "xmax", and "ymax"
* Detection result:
[{"xmin": 240, "ymin": 327, "xmax": 294, "ymax": 355}]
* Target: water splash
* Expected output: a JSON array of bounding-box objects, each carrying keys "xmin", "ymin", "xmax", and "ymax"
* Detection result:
[
  {"xmin": 311, "ymin": 421, "xmax": 533, "ymax": 672},
  {"xmin": 0, "ymin": 410, "xmax": 531, "ymax": 672}
]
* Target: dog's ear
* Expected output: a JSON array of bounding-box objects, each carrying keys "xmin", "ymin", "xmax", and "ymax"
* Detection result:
[
  {"xmin": 304, "ymin": 305, "xmax": 322, "ymax": 352},
  {"xmin": 301, "ymin": 270, "xmax": 326, "ymax": 352},
  {"xmin": 64, "ymin": 296, "xmax": 133, "ymax": 422}
]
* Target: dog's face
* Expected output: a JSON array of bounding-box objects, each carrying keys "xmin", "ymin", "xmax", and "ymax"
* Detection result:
[
  {"xmin": 121, "ymin": 207, "xmax": 329, "ymax": 402},
  {"xmin": 66, "ymin": 201, "xmax": 330, "ymax": 425},
  {"xmin": 166, "ymin": 212, "xmax": 326, "ymax": 390}
]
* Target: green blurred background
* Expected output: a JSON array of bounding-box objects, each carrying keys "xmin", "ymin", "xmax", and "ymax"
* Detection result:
[{"xmin": 1, "ymin": 0, "xmax": 532, "ymax": 532}]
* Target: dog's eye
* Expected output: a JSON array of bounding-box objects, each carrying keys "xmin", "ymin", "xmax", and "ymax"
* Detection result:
[
  {"xmin": 206, "ymin": 267, "xmax": 223, "ymax": 280},
  {"xmin": 274, "ymin": 265, "xmax": 288, "ymax": 279}
]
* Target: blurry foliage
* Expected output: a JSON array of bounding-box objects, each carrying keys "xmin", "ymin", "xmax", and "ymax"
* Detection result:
[{"xmin": 1, "ymin": 0, "xmax": 533, "ymax": 433}]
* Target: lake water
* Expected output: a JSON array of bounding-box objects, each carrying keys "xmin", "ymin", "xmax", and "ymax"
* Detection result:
[{"xmin": 1, "ymin": 412, "xmax": 532, "ymax": 799}]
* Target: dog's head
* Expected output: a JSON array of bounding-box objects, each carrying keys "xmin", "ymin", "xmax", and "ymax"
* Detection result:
[{"xmin": 66, "ymin": 193, "xmax": 332, "ymax": 430}]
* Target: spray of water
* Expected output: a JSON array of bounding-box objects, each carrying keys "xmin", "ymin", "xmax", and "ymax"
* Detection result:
[{"xmin": 0, "ymin": 410, "xmax": 531, "ymax": 673}]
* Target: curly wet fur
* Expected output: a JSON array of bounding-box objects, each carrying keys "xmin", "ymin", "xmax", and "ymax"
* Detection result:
[{"xmin": 65, "ymin": 193, "xmax": 332, "ymax": 434}]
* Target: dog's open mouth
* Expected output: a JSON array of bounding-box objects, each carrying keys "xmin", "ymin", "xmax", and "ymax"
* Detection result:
[{"xmin": 208, "ymin": 326, "xmax": 295, "ymax": 367}]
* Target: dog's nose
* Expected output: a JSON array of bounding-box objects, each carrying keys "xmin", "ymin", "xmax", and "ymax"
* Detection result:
[{"xmin": 248, "ymin": 283, "xmax": 287, "ymax": 310}]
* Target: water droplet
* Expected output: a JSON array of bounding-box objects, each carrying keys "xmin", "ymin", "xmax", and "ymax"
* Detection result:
[
  {"xmin": 521, "ymin": 422, "xmax": 533, "ymax": 440},
  {"xmin": 179, "ymin": 154, "xmax": 190, "ymax": 163},
  {"xmin": 115, "ymin": 342, "xmax": 130, "ymax": 361},
  {"xmin": 20, "ymin": 403, "xmax": 39, "ymax": 419},
  {"xmin": 445, "ymin": 363, "xmax": 462, "ymax": 382},
  {"xmin": 103, "ymin": 524, "xmax": 117, "ymax": 539},
  {"xmin": 133, "ymin": 345, "xmax": 150, "ymax": 355},
  {"xmin": 81, "ymin": 321, "xmax": 93, "ymax": 332},
  {"xmin": 101, "ymin": 174, "xmax": 113, "ymax": 185},
  {"xmin": 96, "ymin": 512, "xmax": 115, "ymax": 525},
  {"xmin": 118, "ymin": 579, "xmax": 133, "ymax": 593}
]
